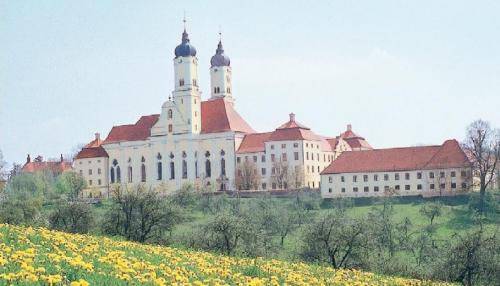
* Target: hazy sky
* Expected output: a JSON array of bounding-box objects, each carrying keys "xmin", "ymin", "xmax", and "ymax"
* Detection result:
[{"xmin": 1, "ymin": 1, "xmax": 499, "ymax": 165}]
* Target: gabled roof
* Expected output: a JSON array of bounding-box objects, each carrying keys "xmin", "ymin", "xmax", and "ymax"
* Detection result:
[
  {"xmin": 201, "ymin": 98, "xmax": 255, "ymax": 134},
  {"xmin": 75, "ymin": 146, "xmax": 108, "ymax": 159},
  {"xmin": 321, "ymin": 139, "xmax": 470, "ymax": 175},
  {"xmin": 22, "ymin": 161, "xmax": 72, "ymax": 174},
  {"xmin": 236, "ymin": 132, "xmax": 273, "ymax": 153},
  {"xmin": 103, "ymin": 115, "xmax": 160, "ymax": 144}
]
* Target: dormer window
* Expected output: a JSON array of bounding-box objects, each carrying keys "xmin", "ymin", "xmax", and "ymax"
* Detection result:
[{"xmin": 179, "ymin": 79, "xmax": 185, "ymax": 86}]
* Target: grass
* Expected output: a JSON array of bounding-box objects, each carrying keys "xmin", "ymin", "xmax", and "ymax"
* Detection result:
[{"xmin": 0, "ymin": 223, "xmax": 455, "ymax": 285}]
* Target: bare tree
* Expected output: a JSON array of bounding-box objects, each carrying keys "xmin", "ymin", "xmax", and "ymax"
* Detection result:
[
  {"xmin": 462, "ymin": 120, "xmax": 500, "ymax": 214},
  {"xmin": 235, "ymin": 160, "xmax": 260, "ymax": 190},
  {"xmin": 270, "ymin": 160, "xmax": 290, "ymax": 190}
]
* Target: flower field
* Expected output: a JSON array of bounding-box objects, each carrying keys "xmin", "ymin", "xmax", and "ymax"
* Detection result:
[{"xmin": 0, "ymin": 224, "xmax": 452, "ymax": 286}]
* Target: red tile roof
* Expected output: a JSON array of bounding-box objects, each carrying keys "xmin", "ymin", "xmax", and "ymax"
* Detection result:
[
  {"xmin": 22, "ymin": 161, "xmax": 72, "ymax": 174},
  {"xmin": 103, "ymin": 115, "xmax": 160, "ymax": 144},
  {"xmin": 236, "ymin": 132, "xmax": 273, "ymax": 153},
  {"xmin": 321, "ymin": 139, "xmax": 470, "ymax": 175},
  {"xmin": 75, "ymin": 146, "xmax": 108, "ymax": 159},
  {"xmin": 201, "ymin": 99, "xmax": 255, "ymax": 134}
]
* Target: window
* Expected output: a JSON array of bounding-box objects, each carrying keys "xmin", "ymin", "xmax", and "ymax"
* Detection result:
[
  {"xmin": 237, "ymin": 157, "xmax": 241, "ymax": 163},
  {"xmin": 98, "ymin": 168, "xmax": 101, "ymax": 175},
  {"xmin": 127, "ymin": 166, "xmax": 133, "ymax": 183},
  {"xmin": 221, "ymin": 158, "xmax": 226, "ymax": 176},
  {"xmin": 272, "ymin": 167, "xmax": 276, "ymax": 175},
  {"xmin": 282, "ymin": 153, "xmax": 287, "ymax": 161},
  {"xmin": 141, "ymin": 164, "xmax": 146, "ymax": 182},
  {"xmin": 353, "ymin": 175, "xmax": 357, "ymax": 182},
  {"xmin": 182, "ymin": 160, "xmax": 188, "ymax": 179},
  {"xmin": 193, "ymin": 79, "xmax": 197, "ymax": 86},
  {"xmin": 405, "ymin": 173, "xmax": 410, "ymax": 180},
  {"xmin": 461, "ymin": 170, "xmax": 467, "ymax": 178},
  {"xmin": 405, "ymin": 185, "xmax": 410, "ymax": 190},
  {"xmin": 168, "ymin": 124, "xmax": 173, "ymax": 133},
  {"xmin": 353, "ymin": 187, "xmax": 358, "ymax": 192},
  {"xmin": 363, "ymin": 175, "xmax": 368, "ymax": 182},
  {"xmin": 374, "ymin": 174, "xmax": 378, "ymax": 181},
  {"xmin": 417, "ymin": 172, "xmax": 422, "ymax": 179},
  {"xmin": 316, "ymin": 153, "xmax": 319, "ymax": 161},
  {"xmin": 253, "ymin": 156, "xmax": 257, "ymax": 163},
  {"xmin": 168, "ymin": 109, "xmax": 173, "ymax": 119},
  {"xmin": 341, "ymin": 188, "xmax": 346, "ymax": 193},
  {"xmin": 429, "ymin": 172, "xmax": 434, "ymax": 178},
  {"xmin": 116, "ymin": 166, "xmax": 121, "ymax": 183},
  {"xmin": 88, "ymin": 169, "xmax": 92, "ymax": 175},
  {"xmin": 374, "ymin": 186, "xmax": 379, "ymax": 192},
  {"xmin": 384, "ymin": 174, "xmax": 389, "ymax": 181},
  {"xmin": 317, "ymin": 166, "xmax": 320, "ymax": 172},
  {"xmin": 271, "ymin": 145, "xmax": 275, "ymax": 150},
  {"xmin": 440, "ymin": 172, "xmax": 445, "ymax": 178},
  {"xmin": 262, "ymin": 183, "xmax": 267, "ymax": 190},
  {"xmin": 98, "ymin": 179, "xmax": 101, "ymax": 185},
  {"xmin": 324, "ymin": 154, "xmax": 326, "ymax": 162},
  {"xmin": 430, "ymin": 183, "xmax": 435, "ymax": 190},
  {"xmin": 271, "ymin": 154, "xmax": 275, "ymax": 162},
  {"xmin": 328, "ymin": 176, "xmax": 332, "ymax": 183},
  {"xmin": 179, "ymin": 79, "xmax": 184, "ymax": 86},
  {"xmin": 364, "ymin": 186, "xmax": 369, "ymax": 192},
  {"xmin": 440, "ymin": 183, "xmax": 445, "ymax": 189},
  {"xmin": 293, "ymin": 143, "xmax": 298, "ymax": 148},
  {"xmin": 328, "ymin": 188, "xmax": 332, "ymax": 193},
  {"xmin": 170, "ymin": 162, "xmax": 175, "ymax": 180},
  {"xmin": 261, "ymin": 155, "xmax": 266, "ymax": 162},
  {"xmin": 384, "ymin": 186, "xmax": 390, "ymax": 191},
  {"xmin": 451, "ymin": 182, "xmax": 457, "ymax": 189},
  {"xmin": 395, "ymin": 185, "xmax": 400, "ymax": 190},
  {"xmin": 306, "ymin": 152, "xmax": 309, "ymax": 160},
  {"xmin": 281, "ymin": 144, "xmax": 286, "ymax": 148},
  {"xmin": 157, "ymin": 162, "xmax": 162, "ymax": 180},
  {"xmin": 461, "ymin": 182, "xmax": 467, "ymax": 189},
  {"xmin": 294, "ymin": 152, "xmax": 299, "ymax": 160},
  {"xmin": 451, "ymin": 171, "xmax": 456, "ymax": 177},
  {"xmin": 89, "ymin": 180, "xmax": 92, "ymax": 186},
  {"xmin": 272, "ymin": 183, "xmax": 277, "ymax": 190},
  {"xmin": 195, "ymin": 161, "xmax": 199, "ymax": 178},
  {"xmin": 110, "ymin": 168, "xmax": 115, "ymax": 183},
  {"xmin": 205, "ymin": 160, "xmax": 211, "ymax": 178},
  {"xmin": 341, "ymin": 176, "xmax": 345, "ymax": 182},
  {"xmin": 261, "ymin": 168, "xmax": 266, "ymax": 175},
  {"xmin": 395, "ymin": 173, "xmax": 400, "ymax": 180}
]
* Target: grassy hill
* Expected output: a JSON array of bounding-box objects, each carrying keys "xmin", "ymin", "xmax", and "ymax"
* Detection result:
[{"xmin": 0, "ymin": 224, "xmax": 453, "ymax": 285}]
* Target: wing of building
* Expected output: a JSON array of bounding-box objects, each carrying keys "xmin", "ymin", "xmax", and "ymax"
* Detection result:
[
  {"xmin": 22, "ymin": 154, "xmax": 72, "ymax": 175},
  {"xmin": 320, "ymin": 139, "xmax": 472, "ymax": 198},
  {"xmin": 74, "ymin": 27, "xmax": 372, "ymax": 198}
]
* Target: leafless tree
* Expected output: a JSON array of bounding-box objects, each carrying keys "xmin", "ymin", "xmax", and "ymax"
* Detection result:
[
  {"xmin": 462, "ymin": 120, "xmax": 500, "ymax": 214},
  {"xmin": 235, "ymin": 160, "xmax": 260, "ymax": 190},
  {"xmin": 270, "ymin": 160, "xmax": 290, "ymax": 190}
]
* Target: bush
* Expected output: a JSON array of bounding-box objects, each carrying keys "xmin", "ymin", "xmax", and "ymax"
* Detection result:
[
  {"xmin": 0, "ymin": 196, "xmax": 44, "ymax": 226},
  {"xmin": 49, "ymin": 201, "xmax": 95, "ymax": 233}
]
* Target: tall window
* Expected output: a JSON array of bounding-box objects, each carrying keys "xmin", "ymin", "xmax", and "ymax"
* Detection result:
[
  {"xmin": 116, "ymin": 166, "xmax": 121, "ymax": 183},
  {"xmin": 110, "ymin": 167, "xmax": 115, "ymax": 183},
  {"xmin": 179, "ymin": 79, "xmax": 184, "ymax": 86},
  {"xmin": 127, "ymin": 166, "xmax": 133, "ymax": 183},
  {"xmin": 205, "ymin": 160, "xmax": 211, "ymax": 178},
  {"xmin": 170, "ymin": 162, "xmax": 175, "ymax": 180},
  {"xmin": 141, "ymin": 157, "xmax": 146, "ymax": 182},
  {"xmin": 157, "ymin": 162, "xmax": 162, "ymax": 180},
  {"xmin": 221, "ymin": 158, "xmax": 226, "ymax": 176},
  {"xmin": 195, "ymin": 161, "xmax": 198, "ymax": 178},
  {"xmin": 168, "ymin": 124, "xmax": 173, "ymax": 133},
  {"xmin": 168, "ymin": 109, "xmax": 173, "ymax": 119},
  {"xmin": 182, "ymin": 160, "xmax": 188, "ymax": 179}
]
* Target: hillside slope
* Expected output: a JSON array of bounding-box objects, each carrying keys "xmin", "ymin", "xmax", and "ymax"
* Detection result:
[{"xmin": 0, "ymin": 224, "xmax": 451, "ymax": 285}]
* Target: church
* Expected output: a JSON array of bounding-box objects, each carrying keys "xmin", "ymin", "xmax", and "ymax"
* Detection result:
[{"xmin": 74, "ymin": 26, "xmax": 371, "ymax": 198}]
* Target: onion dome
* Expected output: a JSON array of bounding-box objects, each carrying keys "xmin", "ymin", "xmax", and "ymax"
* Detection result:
[
  {"xmin": 210, "ymin": 40, "xmax": 230, "ymax": 67},
  {"xmin": 174, "ymin": 29, "xmax": 197, "ymax": 58}
]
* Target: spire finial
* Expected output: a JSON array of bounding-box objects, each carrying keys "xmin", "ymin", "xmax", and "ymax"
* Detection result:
[
  {"xmin": 218, "ymin": 25, "xmax": 222, "ymax": 42},
  {"xmin": 183, "ymin": 10, "xmax": 186, "ymax": 31}
]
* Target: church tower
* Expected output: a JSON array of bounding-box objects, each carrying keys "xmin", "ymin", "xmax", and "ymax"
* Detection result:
[
  {"xmin": 209, "ymin": 35, "xmax": 233, "ymax": 104},
  {"xmin": 170, "ymin": 24, "xmax": 201, "ymax": 134}
]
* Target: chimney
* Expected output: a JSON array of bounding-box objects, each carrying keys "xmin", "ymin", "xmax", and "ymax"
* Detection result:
[
  {"xmin": 95, "ymin": 132, "xmax": 100, "ymax": 141},
  {"xmin": 60, "ymin": 154, "xmax": 64, "ymax": 162},
  {"xmin": 289, "ymin": 113, "xmax": 295, "ymax": 122},
  {"xmin": 347, "ymin": 124, "xmax": 352, "ymax": 131},
  {"xmin": 27, "ymin": 154, "xmax": 31, "ymax": 163}
]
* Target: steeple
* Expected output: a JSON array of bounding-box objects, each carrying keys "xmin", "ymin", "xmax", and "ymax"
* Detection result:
[
  {"xmin": 174, "ymin": 16, "xmax": 197, "ymax": 58},
  {"xmin": 210, "ymin": 30, "xmax": 233, "ymax": 103}
]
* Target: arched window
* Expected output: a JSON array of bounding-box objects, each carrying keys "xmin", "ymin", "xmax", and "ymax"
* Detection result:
[
  {"xmin": 170, "ymin": 162, "xmax": 175, "ymax": 180},
  {"xmin": 221, "ymin": 158, "xmax": 226, "ymax": 176},
  {"xmin": 110, "ymin": 167, "xmax": 115, "ymax": 183},
  {"xmin": 182, "ymin": 160, "xmax": 187, "ymax": 179},
  {"xmin": 157, "ymin": 162, "xmax": 162, "ymax": 180},
  {"xmin": 214, "ymin": 87, "xmax": 217, "ymax": 93},
  {"xmin": 141, "ymin": 164, "xmax": 146, "ymax": 182},
  {"xmin": 127, "ymin": 166, "xmax": 133, "ymax": 183},
  {"xmin": 116, "ymin": 166, "xmax": 121, "ymax": 183},
  {"xmin": 205, "ymin": 160, "xmax": 211, "ymax": 178},
  {"xmin": 168, "ymin": 109, "xmax": 173, "ymax": 119}
]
